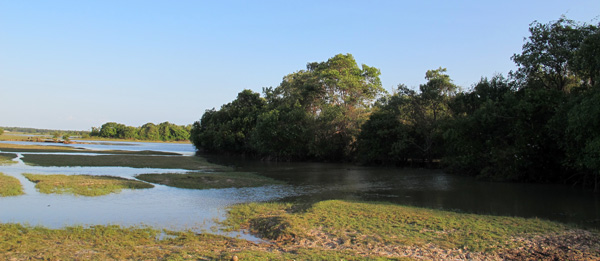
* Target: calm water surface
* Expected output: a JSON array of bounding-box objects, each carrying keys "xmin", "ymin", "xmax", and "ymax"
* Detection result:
[{"xmin": 1, "ymin": 140, "xmax": 599, "ymax": 237}]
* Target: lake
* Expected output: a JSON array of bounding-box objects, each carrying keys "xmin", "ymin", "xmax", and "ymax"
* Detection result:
[{"xmin": 0, "ymin": 140, "xmax": 599, "ymax": 237}]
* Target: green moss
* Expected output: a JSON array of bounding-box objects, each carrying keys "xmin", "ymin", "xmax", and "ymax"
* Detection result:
[
  {"xmin": 23, "ymin": 174, "xmax": 154, "ymax": 196},
  {"xmin": 0, "ymin": 173, "xmax": 24, "ymax": 197},
  {"xmin": 136, "ymin": 172, "xmax": 284, "ymax": 189}
]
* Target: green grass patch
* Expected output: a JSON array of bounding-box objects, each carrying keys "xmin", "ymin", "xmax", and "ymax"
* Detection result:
[
  {"xmin": 224, "ymin": 200, "xmax": 586, "ymax": 254},
  {"xmin": 22, "ymin": 174, "xmax": 154, "ymax": 196},
  {"xmin": 20, "ymin": 154, "xmax": 224, "ymax": 170},
  {"xmin": 0, "ymin": 173, "xmax": 24, "ymax": 197},
  {"xmin": 0, "ymin": 153, "xmax": 18, "ymax": 165},
  {"xmin": 0, "ymin": 223, "xmax": 367, "ymax": 260},
  {"xmin": 136, "ymin": 172, "xmax": 285, "ymax": 189}
]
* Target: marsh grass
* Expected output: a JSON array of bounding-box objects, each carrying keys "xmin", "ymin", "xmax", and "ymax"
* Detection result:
[
  {"xmin": 136, "ymin": 172, "xmax": 285, "ymax": 189},
  {"xmin": 22, "ymin": 174, "xmax": 154, "ymax": 196},
  {"xmin": 0, "ymin": 153, "xmax": 17, "ymax": 165},
  {"xmin": 0, "ymin": 223, "xmax": 378, "ymax": 260},
  {"xmin": 0, "ymin": 173, "xmax": 24, "ymax": 197},
  {"xmin": 21, "ymin": 154, "xmax": 225, "ymax": 170},
  {"xmin": 224, "ymin": 200, "xmax": 578, "ymax": 253}
]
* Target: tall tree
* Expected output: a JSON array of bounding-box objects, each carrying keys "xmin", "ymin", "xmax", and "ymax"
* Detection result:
[{"xmin": 511, "ymin": 17, "xmax": 597, "ymax": 91}]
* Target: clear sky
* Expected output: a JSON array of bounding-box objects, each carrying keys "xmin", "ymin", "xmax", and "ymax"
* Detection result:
[{"xmin": 1, "ymin": 1, "xmax": 598, "ymax": 131}]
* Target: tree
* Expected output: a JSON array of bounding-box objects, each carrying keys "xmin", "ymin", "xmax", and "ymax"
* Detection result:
[
  {"xmin": 190, "ymin": 89, "xmax": 266, "ymax": 153},
  {"xmin": 0, "ymin": 128, "xmax": 4, "ymax": 136},
  {"xmin": 511, "ymin": 17, "xmax": 597, "ymax": 91},
  {"xmin": 264, "ymin": 53, "xmax": 385, "ymax": 160},
  {"xmin": 357, "ymin": 68, "xmax": 456, "ymax": 165}
]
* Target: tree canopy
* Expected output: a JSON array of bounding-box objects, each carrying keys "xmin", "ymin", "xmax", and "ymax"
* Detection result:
[{"xmin": 190, "ymin": 18, "xmax": 600, "ymax": 191}]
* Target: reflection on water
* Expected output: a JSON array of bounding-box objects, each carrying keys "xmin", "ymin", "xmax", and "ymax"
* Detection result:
[{"xmin": 204, "ymin": 154, "xmax": 600, "ymax": 228}]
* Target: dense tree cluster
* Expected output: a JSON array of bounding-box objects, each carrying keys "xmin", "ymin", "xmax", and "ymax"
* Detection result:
[
  {"xmin": 191, "ymin": 54, "xmax": 385, "ymax": 161},
  {"xmin": 91, "ymin": 122, "xmax": 191, "ymax": 141},
  {"xmin": 191, "ymin": 18, "xmax": 600, "ymax": 190}
]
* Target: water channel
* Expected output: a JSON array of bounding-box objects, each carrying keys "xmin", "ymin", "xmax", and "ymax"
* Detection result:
[{"xmin": 1, "ymin": 140, "xmax": 599, "ymax": 238}]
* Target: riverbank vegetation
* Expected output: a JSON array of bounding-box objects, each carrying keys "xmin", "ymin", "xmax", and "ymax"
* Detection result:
[
  {"xmin": 1, "ymin": 201, "xmax": 598, "ymax": 260},
  {"xmin": 90, "ymin": 121, "xmax": 191, "ymax": 142},
  {"xmin": 0, "ymin": 173, "xmax": 23, "ymax": 197},
  {"xmin": 136, "ymin": 172, "xmax": 284, "ymax": 189},
  {"xmin": 190, "ymin": 17, "xmax": 600, "ymax": 190},
  {"xmin": 22, "ymin": 174, "xmax": 154, "ymax": 196}
]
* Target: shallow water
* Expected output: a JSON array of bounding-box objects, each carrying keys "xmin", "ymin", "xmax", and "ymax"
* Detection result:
[
  {"xmin": 0, "ymin": 142, "xmax": 295, "ymax": 241},
  {"xmin": 204, "ymin": 155, "xmax": 600, "ymax": 228},
  {"xmin": 1, "ymin": 140, "xmax": 599, "ymax": 238}
]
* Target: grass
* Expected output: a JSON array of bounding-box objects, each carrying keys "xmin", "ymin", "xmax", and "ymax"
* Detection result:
[
  {"xmin": 0, "ymin": 153, "xmax": 18, "ymax": 165},
  {"xmin": 0, "ymin": 224, "xmax": 366, "ymax": 260},
  {"xmin": 136, "ymin": 172, "xmax": 285, "ymax": 189},
  {"xmin": 223, "ymin": 200, "xmax": 595, "ymax": 255},
  {"xmin": 0, "ymin": 201, "xmax": 598, "ymax": 259},
  {"xmin": 0, "ymin": 173, "xmax": 24, "ymax": 197},
  {"xmin": 21, "ymin": 154, "xmax": 225, "ymax": 170},
  {"xmin": 22, "ymin": 174, "xmax": 154, "ymax": 196}
]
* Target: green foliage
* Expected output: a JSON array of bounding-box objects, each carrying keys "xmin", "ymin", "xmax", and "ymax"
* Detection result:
[
  {"xmin": 91, "ymin": 121, "xmax": 190, "ymax": 141},
  {"xmin": 357, "ymin": 68, "xmax": 456, "ymax": 165},
  {"xmin": 190, "ymin": 89, "xmax": 266, "ymax": 154},
  {"xmin": 0, "ymin": 128, "xmax": 4, "ymax": 135},
  {"xmin": 191, "ymin": 54, "xmax": 385, "ymax": 161}
]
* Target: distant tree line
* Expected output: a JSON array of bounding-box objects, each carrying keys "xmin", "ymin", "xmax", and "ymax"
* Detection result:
[
  {"xmin": 190, "ymin": 17, "xmax": 600, "ymax": 191},
  {"xmin": 0, "ymin": 126, "xmax": 89, "ymax": 138},
  {"xmin": 90, "ymin": 122, "xmax": 191, "ymax": 141}
]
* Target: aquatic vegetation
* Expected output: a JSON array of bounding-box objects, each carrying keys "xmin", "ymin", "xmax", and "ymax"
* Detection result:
[
  {"xmin": 23, "ymin": 174, "xmax": 154, "ymax": 196},
  {"xmin": 0, "ymin": 153, "xmax": 17, "ymax": 165},
  {"xmin": 136, "ymin": 172, "xmax": 284, "ymax": 189},
  {"xmin": 0, "ymin": 173, "xmax": 23, "ymax": 197},
  {"xmin": 21, "ymin": 154, "xmax": 224, "ymax": 170}
]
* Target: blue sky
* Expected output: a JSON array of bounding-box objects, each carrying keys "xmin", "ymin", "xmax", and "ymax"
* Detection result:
[{"xmin": 1, "ymin": 1, "xmax": 598, "ymax": 131}]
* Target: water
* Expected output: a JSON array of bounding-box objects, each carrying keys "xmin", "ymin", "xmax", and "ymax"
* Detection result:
[
  {"xmin": 203, "ymin": 155, "xmax": 600, "ymax": 228},
  {"xmin": 1, "ymin": 140, "xmax": 599, "ymax": 237}
]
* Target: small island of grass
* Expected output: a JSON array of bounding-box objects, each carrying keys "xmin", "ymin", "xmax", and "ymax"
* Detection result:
[
  {"xmin": 0, "ymin": 173, "xmax": 24, "ymax": 197},
  {"xmin": 136, "ymin": 172, "xmax": 284, "ymax": 190},
  {"xmin": 23, "ymin": 174, "xmax": 154, "ymax": 196},
  {"xmin": 0, "ymin": 153, "xmax": 18, "ymax": 165}
]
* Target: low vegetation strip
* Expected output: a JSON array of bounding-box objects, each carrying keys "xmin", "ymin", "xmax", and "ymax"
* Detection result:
[
  {"xmin": 0, "ymin": 173, "xmax": 23, "ymax": 197},
  {"xmin": 20, "ymin": 154, "xmax": 224, "ymax": 170},
  {"xmin": 0, "ymin": 142, "xmax": 179, "ymax": 155},
  {"xmin": 136, "ymin": 172, "xmax": 285, "ymax": 189},
  {"xmin": 22, "ymin": 174, "xmax": 154, "ymax": 196},
  {"xmin": 224, "ymin": 200, "xmax": 600, "ymax": 260},
  {"xmin": 0, "ymin": 153, "xmax": 17, "ymax": 165}
]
